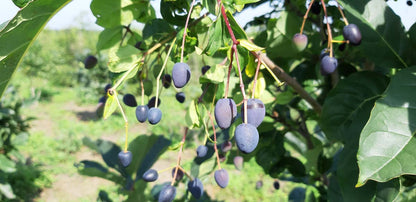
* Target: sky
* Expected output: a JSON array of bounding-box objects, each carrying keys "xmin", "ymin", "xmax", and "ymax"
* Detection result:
[{"xmin": 0, "ymin": 0, "xmax": 416, "ymax": 30}]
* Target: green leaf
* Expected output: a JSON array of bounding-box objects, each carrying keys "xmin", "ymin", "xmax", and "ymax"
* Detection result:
[
  {"xmin": 12, "ymin": 0, "xmax": 30, "ymax": 8},
  {"xmin": 0, "ymin": 155, "xmax": 16, "ymax": 173},
  {"xmin": 0, "ymin": 181, "xmax": 15, "ymax": 199},
  {"xmin": 185, "ymin": 99, "xmax": 200, "ymax": 129},
  {"xmin": 357, "ymin": 66, "xmax": 416, "ymax": 186},
  {"xmin": 160, "ymin": 0, "xmax": 189, "ymax": 26},
  {"xmin": 199, "ymin": 64, "xmax": 226, "ymax": 84},
  {"xmin": 108, "ymin": 45, "xmax": 141, "ymax": 73},
  {"xmin": 338, "ymin": 0, "xmax": 416, "ymax": 69},
  {"xmin": 320, "ymin": 72, "xmax": 389, "ymax": 142},
  {"xmin": 142, "ymin": 19, "xmax": 174, "ymax": 42},
  {"xmin": 239, "ymin": 39, "xmax": 264, "ymax": 52},
  {"xmin": 203, "ymin": 17, "xmax": 224, "ymax": 56},
  {"xmin": 103, "ymin": 92, "xmax": 118, "ymax": 119},
  {"xmin": 91, "ymin": 0, "xmax": 153, "ymax": 28},
  {"xmin": 96, "ymin": 26, "xmax": 123, "ymax": 51},
  {"xmin": 0, "ymin": 0, "xmax": 71, "ymax": 98}
]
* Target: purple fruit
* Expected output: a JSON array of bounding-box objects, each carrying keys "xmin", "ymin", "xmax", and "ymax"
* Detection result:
[
  {"xmin": 233, "ymin": 156, "xmax": 244, "ymax": 170},
  {"xmin": 104, "ymin": 84, "xmax": 112, "ymax": 94},
  {"xmin": 221, "ymin": 141, "xmax": 232, "ymax": 153},
  {"xmin": 172, "ymin": 62, "xmax": 191, "ymax": 88},
  {"xmin": 162, "ymin": 74, "xmax": 172, "ymax": 88},
  {"xmin": 320, "ymin": 49, "xmax": 329, "ymax": 60},
  {"xmin": 143, "ymin": 169, "xmax": 159, "ymax": 182},
  {"xmin": 187, "ymin": 178, "xmax": 204, "ymax": 199},
  {"xmin": 196, "ymin": 145, "xmax": 208, "ymax": 158},
  {"xmin": 293, "ymin": 33, "xmax": 308, "ymax": 51},
  {"xmin": 214, "ymin": 98, "xmax": 237, "ymax": 129},
  {"xmin": 171, "ymin": 168, "xmax": 184, "ymax": 181},
  {"xmin": 343, "ymin": 24, "xmax": 362, "ymax": 45},
  {"xmin": 158, "ymin": 184, "xmax": 176, "ymax": 202},
  {"xmin": 320, "ymin": 56, "xmax": 338, "ymax": 75},
  {"xmin": 123, "ymin": 94, "xmax": 137, "ymax": 107},
  {"xmin": 147, "ymin": 96, "xmax": 161, "ymax": 108},
  {"xmin": 148, "ymin": 108, "xmax": 162, "ymax": 125},
  {"xmin": 235, "ymin": 123, "xmax": 259, "ymax": 154},
  {"xmin": 118, "ymin": 151, "xmax": 132, "ymax": 167},
  {"xmin": 201, "ymin": 65, "xmax": 211, "ymax": 75},
  {"xmin": 241, "ymin": 99, "xmax": 265, "ymax": 128},
  {"xmin": 273, "ymin": 181, "xmax": 280, "ymax": 190},
  {"xmin": 219, "ymin": 153, "xmax": 226, "ymax": 163},
  {"xmin": 175, "ymin": 92, "xmax": 185, "ymax": 103},
  {"xmin": 84, "ymin": 55, "xmax": 97, "ymax": 69},
  {"xmin": 214, "ymin": 169, "xmax": 229, "ymax": 188},
  {"xmin": 135, "ymin": 105, "xmax": 149, "ymax": 123}
]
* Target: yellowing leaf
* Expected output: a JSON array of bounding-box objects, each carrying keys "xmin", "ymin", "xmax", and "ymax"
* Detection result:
[
  {"xmin": 103, "ymin": 91, "xmax": 118, "ymax": 119},
  {"xmin": 239, "ymin": 39, "xmax": 264, "ymax": 52}
]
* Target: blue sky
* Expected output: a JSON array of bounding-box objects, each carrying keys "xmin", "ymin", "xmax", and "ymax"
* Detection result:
[{"xmin": 0, "ymin": 0, "xmax": 415, "ymax": 30}]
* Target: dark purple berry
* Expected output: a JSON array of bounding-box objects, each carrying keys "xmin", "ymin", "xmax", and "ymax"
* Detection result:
[
  {"xmin": 172, "ymin": 63, "xmax": 191, "ymax": 88},
  {"xmin": 98, "ymin": 96, "xmax": 106, "ymax": 104},
  {"xmin": 123, "ymin": 94, "xmax": 137, "ymax": 107},
  {"xmin": 84, "ymin": 55, "xmax": 97, "ymax": 69},
  {"xmin": 320, "ymin": 49, "xmax": 329, "ymax": 60},
  {"xmin": 136, "ymin": 105, "xmax": 149, "ymax": 123},
  {"xmin": 214, "ymin": 98, "xmax": 237, "ymax": 129},
  {"xmin": 311, "ymin": 1, "xmax": 321, "ymax": 15},
  {"xmin": 221, "ymin": 141, "xmax": 232, "ymax": 153},
  {"xmin": 135, "ymin": 41, "xmax": 144, "ymax": 50},
  {"xmin": 162, "ymin": 74, "xmax": 172, "ymax": 88},
  {"xmin": 118, "ymin": 151, "xmax": 132, "ymax": 167},
  {"xmin": 219, "ymin": 153, "xmax": 226, "ymax": 163},
  {"xmin": 292, "ymin": 33, "xmax": 308, "ymax": 51},
  {"xmin": 343, "ymin": 24, "xmax": 362, "ymax": 45},
  {"xmin": 147, "ymin": 96, "xmax": 161, "ymax": 108},
  {"xmin": 338, "ymin": 43, "xmax": 346, "ymax": 51},
  {"xmin": 143, "ymin": 169, "xmax": 159, "ymax": 182},
  {"xmin": 171, "ymin": 168, "xmax": 184, "ymax": 181},
  {"xmin": 148, "ymin": 108, "xmax": 162, "ymax": 125},
  {"xmin": 104, "ymin": 84, "xmax": 112, "ymax": 94},
  {"xmin": 196, "ymin": 145, "xmax": 208, "ymax": 158},
  {"xmin": 235, "ymin": 123, "xmax": 259, "ymax": 154},
  {"xmin": 273, "ymin": 181, "xmax": 280, "ymax": 190},
  {"xmin": 214, "ymin": 169, "xmax": 229, "ymax": 188},
  {"xmin": 187, "ymin": 178, "xmax": 204, "ymax": 199},
  {"xmin": 175, "ymin": 92, "xmax": 185, "ymax": 103},
  {"xmin": 158, "ymin": 184, "xmax": 176, "ymax": 202},
  {"xmin": 201, "ymin": 65, "xmax": 211, "ymax": 75},
  {"xmin": 233, "ymin": 156, "xmax": 244, "ymax": 170},
  {"xmin": 241, "ymin": 99, "xmax": 265, "ymax": 128},
  {"xmin": 320, "ymin": 56, "xmax": 338, "ymax": 75}
]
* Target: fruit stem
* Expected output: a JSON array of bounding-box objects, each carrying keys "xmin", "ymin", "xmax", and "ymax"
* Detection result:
[
  {"xmin": 224, "ymin": 48, "xmax": 234, "ymax": 99},
  {"xmin": 203, "ymin": 118, "xmax": 215, "ymax": 144},
  {"xmin": 114, "ymin": 92, "xmax": 129, "ymax": 152},
  {"xmin": 120, "ymin": 24, "xmax": 132, "ymax": 46},
  {"xmin": 156, "ymin": 38, "xmax": 177, "ymax": 108},
  {"xmin": 321, "ymin": 0, "xmax": 334, "ymax": 57},
  {"xmin": 198, "ymin": 84, "xmax": 210, "ymax": 104},
  {"xmin": 251, "ymin": 56, "xmax": 262, "ymax": 99},
  {"xmin": 140, "ymin": 79, "xmax": 144, "ymax": 105},
  {"xmin": 232, "ymin": 44, "xmax": 248, "ymax": 124},
  {"xmin": 207, "ymin": 110, "xmax": 221, "ymax": 170},
  {"xmin": 218, "ymin": 0, "xmax": 239, "ymax": 45},
  {"xmin": 300, "ymin": 0, "xmax": 314, "ymax": 35},
  {"xmin": 180, "ymin": 0, "xmax": 196, "ymax": 63},
  {"xmin": 111, "ymin": 62, "xmax": 141, "ymax": 90},
  {"xmin": 331, "ymin": 40, "xmax": 347, "ymax": 44},
  {"xmin": 158, "ymin": 166, "xmax": 176, "ymax": 174},
  {"xmin": 171, "ymin": 127, "xmax": 188, "ymax": 186},
  {"xmin": 177, "ymin": 166, "xmax": 193, "ymax": 181},
  {"xmin": 335, "ymin": 0, "xmax": 349, "ymax": 25}
]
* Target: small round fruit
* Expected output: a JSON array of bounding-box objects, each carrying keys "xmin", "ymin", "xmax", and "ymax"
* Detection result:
[
  {"xmin": 255, "ymin": 180, "xmax": 263, "ymax": 190},
  {"xmin": 104, "ymin": 84, "xmax": 112, "ymax": 94},
  {"xmin": 172, "ymin": 62, "xmax": 191, "ymax": 88},
  {"xmin": 84, "ymin": 55, "xmax": 97, "ymax": 69},
  {"xmin": 162, "ymin": 74, "xmax": 172, "ymax": 88},
  {"xmin": 187, "ymin": 178, "xmax": 204, "ymax": 199},
  {"xmin": 214, "ymin": 98, "xmax": 237, "ymax": 129},
  {"xmin": 235, "ymin": 123, "xmax": 259, "ymax": 154},
  {"xmin": 118, "ymin": 151, "xmax": 132, "ymax": 167},
  {"xmin": 196, "ymin": 145, "xmax": 208, "ymax": 158},
  {"xmin": 219, "ymin": 153, "xmax": 226, "ymax": 163},
  {"xmin": 221, "ymin": 141, "xmax": 232, "ymax": 153},
  {"xmin": 214, "ymin": 169, "xmax": 229, "ymax": 188},
  {"xmin": 175, "ymin": 92, "xmax": 185, "ymax": 103},
  {"xmin": 135, "ymin": 41, "xmax": 144, "ymax": 50},
  {"xmin": 136, "ymin": 105, "xmax": 149, "ymax": 123},
  {"xmin": 98, "ymin": 96, "xmax": 106, "ymax": 104},
  {"xmin": 320, "ymin": 49, "xmax": 329, "ymax": 60},
  {"xmin": 143, "ymin": 169, "xmax": 159, "ymax": 182},
  {"xmin": 123, "ymin": 94, "xmax": 138, "ymax": 107},
  {"xmin": 241, "ymin": 99, "xmax": 265, "ymax": 128},
  {"xmin": 320, "ymin": 56, "xmax": 338, "ymax": 75},
  {"xmin": 273, "ymin": 181, "xmax": 280, "ymax": 190},
  {"xmin": 311, "ymin": 1, "xmax": 321, "ymax": 15},
  {"xmin": 158, "ymin": 184, "xmax": 176, "ymax": 202},
  {"xmin": 147, "ymin": 96, "xmax": 161, "ymax": 108},
  {"xmin": 148, "ymin": 108, "xmax": 162, "ymax": 125},
  {"xmin": 233, "ymin": 156, "xmax": 244, "ymax": 170},
  {"xmin": 201, "ymin": 65, "xmax": 211, "ymax": 75},
  {"xmin": 171, "ymin": 168, "xmax": 184, "ymax": 181},
  {"xmin": 343, "ymin": 24, "xmax": 362, "ymax": 45},
  {"xmin": 292, "ymin": 33, "xmax": 308, "ymax": 51}
]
